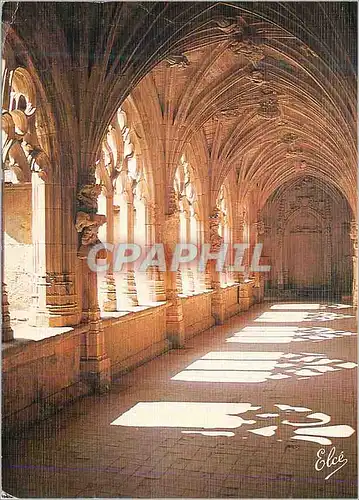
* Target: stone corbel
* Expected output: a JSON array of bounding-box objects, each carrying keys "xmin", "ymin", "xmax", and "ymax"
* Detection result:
[
  {"xmin": 209, "ymin": 208, "xmax": 224, "ymax": 253},
  {"xmin": 75, "ymin": 211, "xmax": 106, "ymax": 259},
  {"xmin": 76, "ymin": 183, "xmax": 102, "ymax": 213}
]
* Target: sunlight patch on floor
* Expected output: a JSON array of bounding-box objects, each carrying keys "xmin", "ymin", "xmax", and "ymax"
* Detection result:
[
  {"xmin": 110, "ymin": 401, "xmax": 356, "ymax": 446},
  {"xmin": 111, "ymin": 402, "xmax": 260, "ymax": 428},
  {"xmin": 271, "ymin": 303, "xmax": 321, "ymax": 310}
]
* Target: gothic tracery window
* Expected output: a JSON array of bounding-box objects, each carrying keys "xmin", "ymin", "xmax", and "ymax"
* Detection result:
[
  {"xmin": 216, "ymin": 184, "xmax": 234, "ymax": 286},
  {"xmin": 174, "ymin": 155, "xmax": 204, "ymax": 295},
  {"xmin": 96, "ymin": 107, "xmax": 155, "ymax": 311},
  {"xmin": 2, "ymin": 64, "xmax": 51, "ymax": 328}
]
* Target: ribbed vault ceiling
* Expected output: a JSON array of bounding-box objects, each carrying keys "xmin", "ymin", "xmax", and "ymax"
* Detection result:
[
  {"xmin": 138, "ymin": 18, "xmax": 356, "ymax": 212},
  {"xmin": 3, "ymin": 2, "xmax": 356, "ymax": 212}
]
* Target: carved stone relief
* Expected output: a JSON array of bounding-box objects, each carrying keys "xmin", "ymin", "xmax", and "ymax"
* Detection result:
[
  {"xmin": 258, "ymin": 86, "xmax": 280, "ymax": 119},
  {"xmin": 165, "ymin": 54, "xmax": 190, "ymax": 68}
]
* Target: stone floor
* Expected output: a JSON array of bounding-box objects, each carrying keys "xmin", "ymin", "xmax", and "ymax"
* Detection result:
[{"xmin": 2, "ymin": 301, "xmax": 357, "ymax": 499}]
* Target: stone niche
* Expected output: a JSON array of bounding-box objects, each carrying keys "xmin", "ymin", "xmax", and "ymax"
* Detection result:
[{"xmin": 4, "ymin": 184, "xmax": 33, "ymax": 313}]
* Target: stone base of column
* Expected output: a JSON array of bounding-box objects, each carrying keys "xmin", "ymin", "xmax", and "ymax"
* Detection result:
[
  {"xmin": 211, "ymin": 289, "xmax": 225, "ymax": 325},
  {"xmin": 166, "ymin": 296, "xmax": 185, "ymax": 348},
  {"xmin": 29, "ymin": 306, "xmax": 81, "ymax": 328},
  {"xmin": 29, "ymin": 273, "xmax": 80, "ymax": 327},
  {"xmin": 197, "ymin": 269, "xmax": 207, "ymax": 292},
  {"xmin": 80, "ymin": 315, "xmax": 111, "ymax": 393},
  {"xmin": 2, "ymin": 284, "xmax": 14, "ymax": 342},
  {"xmin": 80, "ymin": 355, "xmax": 111, "ymax": 393},
  {"xmin": 239, "ymin": 282, "xmax": 254, "ymax": 311},
  {"xmin": 253, "ymin": 276, "xmax": 265, "ymax": 303},
  {"xmin": 176, "ymin": 270, "xmax": 183, "ymax": 295},
  {"xmin": 352, "ymin": 285, "xmax": 358, "ymax": 308},
  {"xmin": 187, "ymin": 268, "xmax": 195, "ymax": 293},
  {"xmin": 102, "ymin": 274, "xmax": 117, "ymax": 312},
  {"xmin": 121, "ymin": 269, "xmax": 139, "ymax": 308},
  {"xmin": 147, "ymin": 266, "xmax": 166, "ymax": 302}
]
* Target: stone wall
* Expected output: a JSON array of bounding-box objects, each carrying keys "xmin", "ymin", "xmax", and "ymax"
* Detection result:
[
  {"xmin": 182, "ymin": 292, "xmax": 215, "ymax": 340},
  {"xmin": 103, "ymin": 304, "xmax": 169, "ymax": 378},
  {"xmin": 3, "ymin": 284, "xmax": 253, "ymax": 433},
  {"xmin": 2, "ymin": 329, "xmax": 86, "ymax": 434},
  {"xmin": 222, "ymin": 285, "xmax": 241, "ymax": 320}
]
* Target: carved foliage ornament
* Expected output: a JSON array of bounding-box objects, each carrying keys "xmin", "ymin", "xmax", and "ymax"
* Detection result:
[
  {"xmin": 215, "ymin": 16, "xmax": 265, "ymax": 66},
  {"xmin": 75, "ymin": 211, "xmax": 106, "ymax": 258},
  {"xmin": 258, "ymin": 86, "xmax": 280, "ymax": 119},
  {"xmin": 165, "ymin": 54, "xmax": 190, "ymax": 68},
  {"xmin": 230, "ymin": 39, "xmax": 265, "ymax": 65},
  {"xmin": 209, "ymin": 208, "xmax": 224, "ymax": 253},
  {"xmin": 75, "ymin": 182, "xmax": 106, "ymax": 256},
  {"xmin": 76, "ymin": 183, "xmax": 102, "ymax": 213},
  {"xmin": 214, "ymin": 16, "xmax": 246, "ymax": 35},
  {"xmin": 246, "ymin": 67, "xmax": 265, "ymax": 85},
  {"xmin": 256, "ymin": 220, "xmax": 265, "ymax": 236}
]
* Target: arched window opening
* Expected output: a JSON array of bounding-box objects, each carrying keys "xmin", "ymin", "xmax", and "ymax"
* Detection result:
[
  {"xmin": 174, "ymin": 155, "xmax": 203, "ymax": 295},
  {"xmin": 95, "ymin": 107, "xmax": 156, "ymax": 312},
  {"xmin": 2, "ymin": 66, "xmax": 51, "ymax": 333},
  {"xmin": 216, "ymin": 184, "xmax": 234, "ymax": 286}
]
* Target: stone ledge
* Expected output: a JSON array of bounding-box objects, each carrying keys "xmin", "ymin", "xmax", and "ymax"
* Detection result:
[{"xmin": 100, "ymin": 301, "xmax": 169, "ymax": 326}]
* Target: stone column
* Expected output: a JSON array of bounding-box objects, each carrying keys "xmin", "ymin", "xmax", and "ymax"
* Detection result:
[
  {"xmin": 277, "ymin": 227, "xmax": 284, "ymax": 292},
  {"xmin": 102, "ymin": 193, "xmax": 117, "ymax": 311},
  {"xmin": 186, "ymin": 208, "xmax": 196, "ymax": 294},
  {"xmin": 2, "ymin": 283, "xmax": 13, "ymax": 342},
  {"xmin": 144, "ymin": 203, "xmax": 165, "ymax": 302},
  {"xmin": 75, "ymin": 182, "xmax": 111, "ymax": 392},
  {"xmin": 2, "ymin": 57, "xmax": 15, "ymax": 340},
  {"xmin": 164, "ymin": 191, "xmax": 185, "ymax": 347},
  {"xmin": 29, "ymin": 167, "xmax": 80, "ymax": 327},
  {"xmin": 118, "ymin": 187, "xmax": 138, "ymax": 308},
  {"xmin": 350, "ymin": 221, "xmax": 358, "ymax": 307},
  {"xmin": 196, "ymin": 219, "xmax": 207, "ymax": 291},
  {"xmin": 252, "ymin": 217, "xmax": 265, "ymax": 303},
  {"xmin": 79, "ymin": 259, "xmax": 111, "ymax": 392},
  {"xmin": 209, "ymin": 208, "xmax": 225, "ymax": 324}
]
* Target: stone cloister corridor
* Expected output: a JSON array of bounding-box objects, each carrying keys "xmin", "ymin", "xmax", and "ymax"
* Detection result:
[
  {"xmin": 1, "ymin": 2, "xmax": 357, "ymax": 499},
  {"xmin": 3, "ymin": 302, "xmax": 357, "ymax": 498}
]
